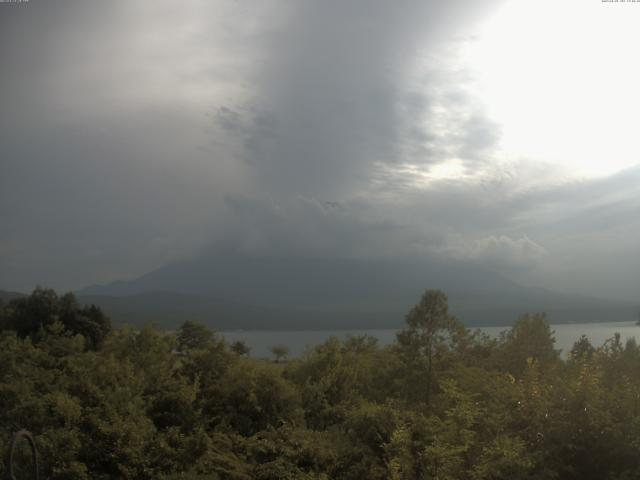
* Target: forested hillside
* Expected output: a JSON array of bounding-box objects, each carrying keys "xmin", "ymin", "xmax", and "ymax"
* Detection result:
[{"xmin": 2, "ymin": 288, "xmax": 640, "ymax": 479}]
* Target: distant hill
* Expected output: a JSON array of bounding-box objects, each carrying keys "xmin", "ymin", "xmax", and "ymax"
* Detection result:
[
  {"xmin": 0, "ymin": 290, "xmax": 26, "ymax": 303},
  {"xmin": 77, "ymin": 292, "xmax": 324, "ymax": 330},
  {"xmin": 77, "ymin": 255, "xmax": 639, "ymax": 330}
]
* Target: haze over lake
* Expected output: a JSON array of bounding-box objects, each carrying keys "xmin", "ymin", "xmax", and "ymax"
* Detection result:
[{"xmin": 221, "ymin": 321, "xmax": 640, "ymax": 359}]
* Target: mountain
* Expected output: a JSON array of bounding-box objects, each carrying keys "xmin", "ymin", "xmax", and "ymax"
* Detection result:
[
  {"xmin": 78, "ymin": 255, "xmax": 639, "ymax": 330},
  {"xmin": 0, "ymin": 290, "xmax": 26, "ymax": 304},
  {"xmin": 76, "ymin": 292, "xmax": 288, "ymax": 330}
]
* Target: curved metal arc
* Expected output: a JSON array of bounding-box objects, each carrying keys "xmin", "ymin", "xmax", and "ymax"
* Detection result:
[{"xmin": 5, "ymin": 429, "xmax": 39, "ymax": 480}]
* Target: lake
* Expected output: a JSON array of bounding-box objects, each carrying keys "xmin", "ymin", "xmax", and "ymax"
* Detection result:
[{"xmin": 221, "ymin": 321, "xmax": 640, "ymax": 359}]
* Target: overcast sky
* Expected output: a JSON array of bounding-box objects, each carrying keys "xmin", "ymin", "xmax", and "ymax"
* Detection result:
[{"xmin": 1, "ymin": 0, "xmax": 639, "ymax": 301}]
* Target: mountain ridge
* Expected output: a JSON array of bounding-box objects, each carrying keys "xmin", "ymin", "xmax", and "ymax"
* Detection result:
[{"xmin": 76, "ymin": 255, "xmax": 639, "ymax": 329}]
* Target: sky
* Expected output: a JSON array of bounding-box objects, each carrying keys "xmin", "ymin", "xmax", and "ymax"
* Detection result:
[{"xmin": 1, "ymin": 0, "xmax": 639, "ymax": 301}]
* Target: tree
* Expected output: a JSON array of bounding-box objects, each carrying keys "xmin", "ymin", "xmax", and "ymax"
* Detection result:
[
  {"xmin": 570, "ymin": 334, "xmax": 595, "ymax": 360},
  {"xmin": 397, "ymin": 290, "xmax": 464, "ymax": 404},
  {"xmin": 3, "ymin": 287, "xmax": 59, "ymax": 339},
  {"xmin": 0, "ymin": 298, "xmax": 7, "ymax": 331},
  {"xmin": 271, "ymin": 345, "xmax": 289, "ymax": 363},
  {"xmin": 59, "ymin": 293, "xmax": 111, "ymax": 349},
  {"xmin": 498, "ymin": 313, "xmax": 559, "ymax": 377},
  {"xmin": 1, "ymin": 288, "xmax": 111, "ymax": 350},
  {"xmin": 176, "ymin": 321, "xmax": 213, "ymax": 352},
  {"xmin": 231, "ymin": 340, "xmax": 251, "ymax": 356}
]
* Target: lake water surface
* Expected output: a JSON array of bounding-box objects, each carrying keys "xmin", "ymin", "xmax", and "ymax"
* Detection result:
[{"xmin": 221, "ymin": 321, "xmax": 640, "ymax": 359}]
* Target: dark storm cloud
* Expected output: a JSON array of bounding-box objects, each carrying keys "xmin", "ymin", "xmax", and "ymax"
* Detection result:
[
  {"xmin": 0, "ymin": 0, "xmax": 253, "ymax": 290},
  {"xmin": 236, "ymin": 0, "xmax": 506, "ymax": 197},
  {"xmin": 1, "ymin": 0, "xmax": 507, "ymax": 291},
  {"xmin": 1, "ymin": 0, "xmax": 639, "ymax": 301}
]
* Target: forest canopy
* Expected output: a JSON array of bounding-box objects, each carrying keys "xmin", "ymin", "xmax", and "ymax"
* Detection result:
[{"xmin": 1, "ymin": 288, "xmax": 640, "ymax": 479}]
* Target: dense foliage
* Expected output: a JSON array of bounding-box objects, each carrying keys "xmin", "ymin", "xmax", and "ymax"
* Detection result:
[{"xmin": 2, "ymin": 288, "xmax": 640, "ymax": 479}]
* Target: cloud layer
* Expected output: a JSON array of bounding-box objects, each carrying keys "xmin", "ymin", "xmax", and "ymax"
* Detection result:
[{"xmin": 1, "ymin": 0, "xmax": 639, "ymax": 301}]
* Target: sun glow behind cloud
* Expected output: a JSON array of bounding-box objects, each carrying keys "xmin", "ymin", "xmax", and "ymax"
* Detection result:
[{"xmin": 463, "ymin": 0, "xmax": 640, "ymax": 179}]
